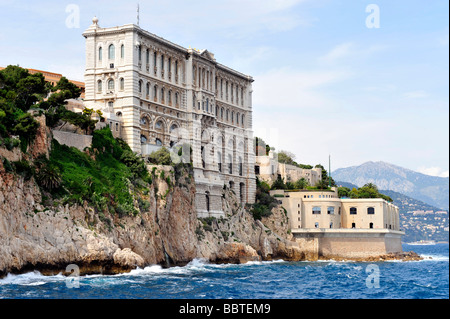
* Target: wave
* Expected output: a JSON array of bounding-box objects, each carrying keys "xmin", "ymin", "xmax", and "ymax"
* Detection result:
[{"xmin": 0, "ymin": 271, "xmax": 66, "ymax": 286}]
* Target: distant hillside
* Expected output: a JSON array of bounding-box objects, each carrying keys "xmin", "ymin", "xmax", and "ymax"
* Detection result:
[
  {"xmin": 332, "ymin": 161, "xmax": 449, "ymax": 210},
  {"xmin": 336, "ymin": 180, "xmax": 449, "ymax": 242}
]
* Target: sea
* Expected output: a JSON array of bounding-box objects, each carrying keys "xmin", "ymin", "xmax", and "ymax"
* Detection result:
[{"xmin": 0, "ymin": 243, "xmax": 448, "ymax": 301}]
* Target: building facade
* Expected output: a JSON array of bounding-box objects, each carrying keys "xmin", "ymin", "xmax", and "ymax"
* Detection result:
[
  {"xmin": 82, "ymin": 18, "xmax": 256, "ymax": 217},
  {"xmin": 255, "ymin": 150, "xmax": 322, "ymax": 187},
  {"xmin": 271, "ymin": 188, "xmax": 404, "ymax": 258}
]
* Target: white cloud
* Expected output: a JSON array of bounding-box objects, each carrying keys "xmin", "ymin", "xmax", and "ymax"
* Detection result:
[
  {"xmin": 318, "ymin": 42, "xmax": 387, "ymax": 66},
  {"xmin": 253, "ymin": 67, "xmax": 351, "ymax": 109},
  {"xmin": 402, "ymin": 90, "xmax": 429, "ymax": 99},
  {"xmin": 318, "ymin": 42, "xmax": 355, "ymax": 64},
  {"xmin": 418, "ymin": 167, "xmax": 449, "ymax": 178}
]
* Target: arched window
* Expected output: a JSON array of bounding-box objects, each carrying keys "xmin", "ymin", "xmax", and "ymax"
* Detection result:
[
  {"xmin": 236, "ymin": 112, "xmax": 240, "ymax": 125},
  {"xmin": 175, "ymin": 92, "xmax": 179, "ymax": 106},
  {"xmin": 138, "ymin": 80, "xmax": 142, "ymax": 93},
  {"xmin": 221, "ymin": 108, "xmax": 224, "ymax": 119},
  {"xmin": 367, "ymin": 207, "xmax": 375, "ymax": 215},
  {"xmin": 154, "ymin": 51, "xmax": 157, "ymax": 68},
  {"xmin": 146, "ymin": 49, "xmax": 150, "ymax": 64},
  {"xmin": 238, "ymin": 156, "xmax": 243, "ymax": 176},
  {"xmin": 161, "ymin": 88, "xmax": 165, "ymax": 102},
  {"xmin": 155, "ymin": 121, "xmax": 163, "ymax": 131},
  {"xmin": 226, "ymin": 110, "xmax": 229, "ymax": 121},
  {"xmin": 155, "ymin": 138, "xmax": 162, "ymax": 146},
  {"xmin": 146, "ymin": 82, "xmax": 150, "ymax": 97},
  {"xmin": 225, "ymin": 81, "xmax": 228, "ymax": 98},
  {"xmin": 350, "ymin": 207, "xmax": 357, "ymax": 215},
  {"xmin": 138, "ymin": 45, "xmax": 142, "ymax": 61},
  {"xmin": 121, "ymin": 44, "xmax": 124, "ymax": 58},
  {"xmin": 216, "ymin": 106, "xmax": 219, "ymax": 117},
  {"xmin": 98, "ymin": 47, "xmax": 103, "ymax": 61},
  {"xmin": 231, "ymin": 111, "xmax": 234, "ymax": 123},
  {"xmin": 217, "ymin": 151, "xmax": 222, "ymax": 172},
  {"xmin": 120, "ymin": 78, "xmax": 124, "ymax": 90},
  {"xmin": 201, "ymin": 146, "xmax": 206, "ymax": 168},
  {"xmin": 205, "ymin": 191, "xmax": 210, "ymax": 212},
  {"xmin": 206, "ymin": 99, "xmax": 209, "ymax": 112},
  {"xmin": 108, "ymin": 44, "xmax": 115, "ymax": 59},
  {"xmin": 175, "ymin": 60, "xmax": 178, "ymax": 76},
  {"xmin": 140, "ymin": 135, "xmax": 147, "ymax": 144},
  {"xmin": 97, "ymin": 80, "xmax": 102, "ymax": 93},
  {"xmin": 107, "ymin": 79, "xmax": 114, "ymax": 90},
  {"xmin": 228, "ymin": 154, "xmax": 233, "ymax": 174},
  {"xmin": 161, "ymin": 55, "xmax": 164, "ymax": 70},
  {"xmin": 140, "ymin": 117, "xmax": 147, "ymax": 125},
  {"xmin": 153, "ymin": 85, "xmax": 158, "ymax": 100},
  {"xmin": 241, "ymin": 114, "xmax": 245, "ymax": 127},
  {"xmin": 168, "ymin": 90, "xmax": 172, "ymax": 105},
  {"xmin": 170, "ymin": 124, "xmax": 178, "ymax": 133}
]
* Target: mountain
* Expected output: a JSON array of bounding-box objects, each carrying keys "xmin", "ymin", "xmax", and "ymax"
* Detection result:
[
  {"xmin": 336, "ymin": 181, "xmax": 449, "ymax": 242},
  {"xmin": 332, "ymin": 161, "xmax": 449, "ymax": 210}
]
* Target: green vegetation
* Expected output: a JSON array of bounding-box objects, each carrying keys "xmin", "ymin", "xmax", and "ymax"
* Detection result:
[
  {"xmin": 44, "ymin": 127, "xmax": 151, "ymax": 217},
  {"xmin": 0, "ymin": 66, "xmax": 47, "ymax": 144},
  {"xmin": 338, "ymin": 183, "xmax": 393, "ymax": 202},
  {"xmin": 251, "ymin": 178, "xmax": 279, "ymax": 220},
  {"xmin": 147, "ymin": 147, "xmax": 173, "ymax": 165},
  {"xmin": 0, "ymin": 65, "xmax": 99, "ymax": 150}
]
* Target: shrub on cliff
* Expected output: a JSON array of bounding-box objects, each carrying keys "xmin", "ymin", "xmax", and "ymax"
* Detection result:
[
  {"xmin": 251, "ymin": 178, "xmax": 279, "ymax": 220},
  {"xmin": 48, "ymin": 127, "xmax": 150, "ymax": 217}
]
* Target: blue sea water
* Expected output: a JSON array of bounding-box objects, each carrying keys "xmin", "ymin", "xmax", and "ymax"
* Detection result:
[{"xmin": 0, "ymin": 244, "xmax": 448, "ymax": 299}]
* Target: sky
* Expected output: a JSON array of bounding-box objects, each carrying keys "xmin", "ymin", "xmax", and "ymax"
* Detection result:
[{"xmin": 0, "ymin": 0, "xmax": 448, "ymax": 176}]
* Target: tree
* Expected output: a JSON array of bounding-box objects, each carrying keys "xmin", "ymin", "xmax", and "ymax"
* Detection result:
[
  {"xmin": 277, "ymin": 150, "xmax": 297, "ymax": 166},
  {"xmin": 271, "ymin": 175, "xmax": 286, "ymax": 190},
  {"xmin": 338, "ymin": 186, "xmax": 351, "ymax": 198},
  {"xmin": 315, "ymin": 179, "xmax": 329, "ymax": 190},
  {"xmin": 147, "ymin": 147, "xmax": 173, "ymax": 165},
  {"xmin": 315, "ymin": 164, "xmax": 336, "ymax": 188},
  {"xmin": 294, "ymin": 177, "xmax": 309, "ymax": 190}
]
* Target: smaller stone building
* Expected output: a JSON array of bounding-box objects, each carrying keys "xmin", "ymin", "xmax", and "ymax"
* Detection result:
[
  {"xmin": 255, "ymin": 150, "xmax": 322, "ymax": 186},
  {"xmin": 271, "ymin": 188, "xmax": 404, "ymax": 259}
]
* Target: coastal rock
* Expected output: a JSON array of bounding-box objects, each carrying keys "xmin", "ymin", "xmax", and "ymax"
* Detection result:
[
  {"xmin": 113, "ymin": 248, "xmax": 145, "ymax": 268},
  {"xmin": 216, "ymin": 242, "xmax": 261, "ymax": 264}
]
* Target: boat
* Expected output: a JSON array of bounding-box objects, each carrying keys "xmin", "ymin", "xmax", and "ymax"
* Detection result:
[{"xmin": 407, "ymin": 240, "xmax": 436, "ymax": 245}]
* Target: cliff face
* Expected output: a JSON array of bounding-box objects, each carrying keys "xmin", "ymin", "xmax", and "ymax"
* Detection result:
[{"xmin": 0, "ymin": 129, "xmax": 305, "ymax": 277}]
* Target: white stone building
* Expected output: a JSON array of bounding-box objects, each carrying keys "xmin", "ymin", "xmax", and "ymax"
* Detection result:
[
  {"xmin": 255, "ymin": 150, "xmax": 322, "ymax": 187},
  {"xmin": 82, "ymin": 18, "xmax": 256, "ymax": 217}
]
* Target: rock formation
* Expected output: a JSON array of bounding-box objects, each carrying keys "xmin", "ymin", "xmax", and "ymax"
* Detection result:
[{"xmin": 0, "ymin": 125, "xmax": 423, "ymax": 278}]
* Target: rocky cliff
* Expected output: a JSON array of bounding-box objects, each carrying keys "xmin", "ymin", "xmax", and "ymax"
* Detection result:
[{"xmin": 0, "ymin": 125, "xmax": 305, "ymax": 278}]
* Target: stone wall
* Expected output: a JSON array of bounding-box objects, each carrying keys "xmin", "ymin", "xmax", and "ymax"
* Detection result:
[
  {"xmin": 52, "ymin": 130, "xmax": 92, "ymax": 151},
  {"xmin": 293, "ymin": 229, "xmax": 404, "ymax": 259}
]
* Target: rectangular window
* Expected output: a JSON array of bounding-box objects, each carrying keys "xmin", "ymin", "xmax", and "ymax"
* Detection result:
[
  {"xmin": 312, "ymin": 207, "xmax": 321, "ymax": 215},
  {"xmin": 367, "ymin": 207, "xmax": 375, "ymax": 215},
  {"xmin": 350, "ymin": 207, "xmax": 357, "ymax": 215},
  {"xmin": 327, "ymin": 207, "xmax": 334, "ymax": 215}
]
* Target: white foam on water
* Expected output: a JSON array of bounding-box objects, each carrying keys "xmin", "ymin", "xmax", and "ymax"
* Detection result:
[{"xmin": 0, "ymin": 271, "xmax": 65, "ymax": 286}]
